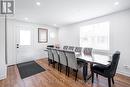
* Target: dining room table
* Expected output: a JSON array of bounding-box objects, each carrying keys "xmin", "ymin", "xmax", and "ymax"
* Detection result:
[{"xmin": 44, "ymin": 47, "xmax": 112, "ymax": 82}]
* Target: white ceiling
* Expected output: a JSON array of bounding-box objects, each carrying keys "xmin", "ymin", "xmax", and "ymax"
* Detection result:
[{"xmin": 12, "ymin": 0, "xmax": 130, "ymax": 27}]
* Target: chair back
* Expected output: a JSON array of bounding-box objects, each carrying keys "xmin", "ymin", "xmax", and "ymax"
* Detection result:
[
  {"xmin": 75, "ymin": 47, "xmax": 82, "ymax": 53},
  {"xmin": 83, "ymin": 48, "xmax": 93, "ymax": 56},
  {"xmin": 65, "ymin": 51, "xmax": 77, "ymax": 70},
  {"xmin": 63, "ymin": 46, "xmax": 68, "ymax": 50},
  {"xmin": 109, "ymin": 51, "xmax": 120, "ymax": 76},
  {"xmin": 68, "ymin": 46, "xmax": 75, "ymax": 51},
  {"xmin": 47, "ymin": 48, "xmax": 54, "ymax": 60},
  {"xmin": 51, "ymin": 49, "xmax": 60, "ymax": 62},
  {"xmin": 47, "ymin": 45, "xmax": 54, "ymax": 48},
  {"xmin": 57, "ymin": 50, "xmax": 68, "ymax": 66}
]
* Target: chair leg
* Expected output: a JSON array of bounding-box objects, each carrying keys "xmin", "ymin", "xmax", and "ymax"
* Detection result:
[
  {"xmin": 92, "ymin": 72, "xmax": 94, "ymax": 83},
  {"xmin": 96, "ymin": 74, "xmax": 98, "ymax": 78},
  {"xmin": 83, "ymin": 63, "xmax": 88, "ymax": 82},
  {"xmin": 91, "ymin": 64, "xmax": 94, "ymax": 83},
  {"xmin": 48, "ymin": 62, "xmax": 50, "ymax": 66},
  {"xmin": 112, "ymin": 77, "xmax": 114, "ymax": 84},
  {"xmin": 52, "ymin": 63, "xmax": 55, "ymax": 68},
  {"xmin": 53, "ymin": 63, "xmax": 55, "ymax": 68},
  {"xmin": 108, "ymin": 78, "xmax": 111, "ymax": 87},
  {"xmin": 65, "ymin": 66, "xmax": 68, "ymax": 75},
  {"xmin": 60, "ymin": 64, "xmax": 62, "ymax": 72},
  {"xmin": 58, "ymin": 63, "xmax": 60, "ymax": 71},
  {"xmin": 75, "ymin": 70, "xmax": 78, "ymax": 81},
  {"xmin": 68, "ymin": 67, "xmax": 70, "ymax": 77},
  {"xmin": 48, "ymin": 59, "xmax": 50, "ymax": 65}
]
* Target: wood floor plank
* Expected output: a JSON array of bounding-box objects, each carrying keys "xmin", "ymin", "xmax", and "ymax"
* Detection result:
[{"xmin": 0, "ymin": 58, "xmax": 130, "ymax": 87}]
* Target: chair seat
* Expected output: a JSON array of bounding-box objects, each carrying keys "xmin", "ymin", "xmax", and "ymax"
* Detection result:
[{"xmin": 92, "ymin": 64, "xmax": 111, "ymax": 74}]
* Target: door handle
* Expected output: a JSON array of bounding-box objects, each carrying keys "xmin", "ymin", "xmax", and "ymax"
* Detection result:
[{"xmin": 16, "ymin": 44, "xmax": 19, "ymax": 48}]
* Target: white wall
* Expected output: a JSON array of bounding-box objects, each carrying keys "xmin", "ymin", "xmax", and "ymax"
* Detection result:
[
  {"xmin": 7, "ymin": 19, "xmax": 59, "ymax": 65},
  {"xmin": 0, "ymin": 17, "xmax": 7, "ymax": 80},
  {"xmin": 59, "ymin": 26, "xmax": 80, "ymax": 47},
  {"xmin": 59, "ymin": 9, "xmax": 130, "ymax": 76}
]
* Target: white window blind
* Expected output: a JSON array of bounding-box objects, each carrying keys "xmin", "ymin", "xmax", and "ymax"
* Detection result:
[{"xmin": 80, "ymin": 22, "xmax": 110, "ymax": 50}]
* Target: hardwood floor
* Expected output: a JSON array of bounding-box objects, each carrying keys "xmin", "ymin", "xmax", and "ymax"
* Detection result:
[{"xmin": 0, "ymin": 58, "xmax": 130, "ymax": 87}]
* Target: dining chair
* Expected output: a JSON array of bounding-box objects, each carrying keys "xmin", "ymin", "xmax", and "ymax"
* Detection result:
[
  {"xmin": 68, "ymin": 46, "xmax": 75, "ymax": 51},
  {"xmin": 47, "ymin": 45, "xmax": 54, "ymax": 48},
  {"xmin": 57, "ymin": 50, "xmax": 68, "ymax": 75},
  {"xmin": 47, "ymin": 48, "xmax": 54, "ymax": 65},
  {"xmin": 75, "ymin": 47, "xmax": 82, "ymax": 53},
  {"xmin": 63, "ymin": 46, "xmax": 68, "ymax": 50},
  {"xmin": 91, "ymin": 51, "xmax": 120, "ymax": 87},
  {"xmin": 83, "ymin": 48, "xmax": 93, "ymax": 56},
  {"xmin": 51, "ymin": 49, "xmax": 60, "ymax": 70},
  {"xmin": 65, "ymin": 51, "xmax": 83, "ymax": 81}
]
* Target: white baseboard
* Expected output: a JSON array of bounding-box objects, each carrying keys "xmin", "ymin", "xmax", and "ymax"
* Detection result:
[
  {"xmin": 0, "ymin": 65, "xmax": 7, "ymax": 80},
  {"xmin": 117, "ymin": 71, "xmax": 130, "ymax": 77}
]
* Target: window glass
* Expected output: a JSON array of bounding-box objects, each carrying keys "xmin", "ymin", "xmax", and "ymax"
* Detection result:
[
  {"xmin": 80, "ymin": 22, "xmax": 110, "ymax": 50},
  {"xmin": 20, "ymin": 30, "xmax": 31, "ymax": 45}
]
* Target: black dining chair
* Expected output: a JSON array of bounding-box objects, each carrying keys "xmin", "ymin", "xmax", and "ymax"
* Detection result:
[
  {"xmin": 91, "ymin": 51, "xmax": 120, "ymax": 87},
  {"xmin": 47, "ymin": 45, "xmax": 54, "ymax": 48}
]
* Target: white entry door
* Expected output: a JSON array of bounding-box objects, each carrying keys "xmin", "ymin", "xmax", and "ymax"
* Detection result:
[{"xmin": 16, "ymin": 26, "xmax": 34, "ymax": 64}]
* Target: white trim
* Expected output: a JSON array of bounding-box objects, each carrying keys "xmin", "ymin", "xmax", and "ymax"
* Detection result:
[
  {"xmin": 0, "ymin": 65, "xmax": 7, "ymax": 80},
  {"xmin": 117, "ymin": 71, "xmax": 130, "ymax": 77}
]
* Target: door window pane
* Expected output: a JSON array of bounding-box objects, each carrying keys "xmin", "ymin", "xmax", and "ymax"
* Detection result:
[{"xmin": 20, "ymin": 30, "xmax": 31, "ymax": 45}]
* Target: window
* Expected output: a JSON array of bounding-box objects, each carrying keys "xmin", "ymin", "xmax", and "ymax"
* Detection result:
[
  {"xmin": 80, "ymin": 22, "xmax": 109, "ymax": 50},
  {"xmin": 20, "ymin": 29, "xmax": 31, "ymax": 45}
]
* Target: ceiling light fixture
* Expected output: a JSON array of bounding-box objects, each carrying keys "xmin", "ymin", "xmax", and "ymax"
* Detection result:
[
  {"xmin": 114, "ymin": 2, "xmax": 119, "ymax": 5},
  {"xmin": 24, "ymin": 17, "xmax": 29, "ymax": 21},
  {"xmin": 36, "ymin": 2, "xmax": 41, "ymax": 6},
  {"xmin": 53, "ymin": 24, "xmax": 57, "ymax": 26}
]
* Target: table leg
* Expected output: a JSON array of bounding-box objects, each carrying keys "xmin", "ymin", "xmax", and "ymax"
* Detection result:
[
  {"xmin": 87, "ymin": 63, "xmax": 93, "ymax": 81},
  {"xmin": 83, "ymin": 63, "xmax": 88, "ymax": 82}
]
